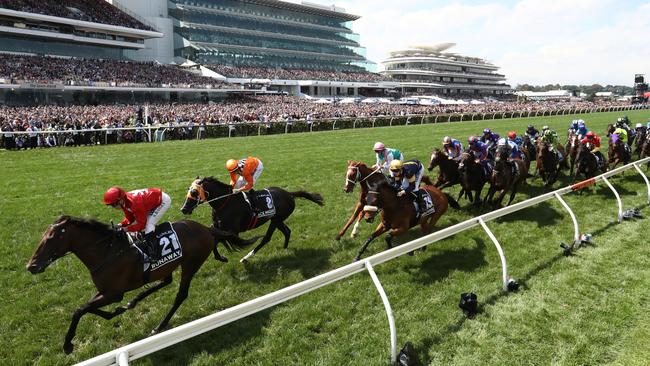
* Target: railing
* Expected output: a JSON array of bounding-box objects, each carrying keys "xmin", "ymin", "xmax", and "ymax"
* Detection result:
[{"xmin": 77, "ymin": 157, "xmax": 650, "ymax": 366}]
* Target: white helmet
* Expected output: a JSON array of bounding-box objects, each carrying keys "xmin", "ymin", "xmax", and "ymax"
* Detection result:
[
  {"xmin": 636, "ymin": 123, "xmax": 643, "ymax": 128},
  {"xmin": 443, "ymin": 136, "xmax": 452, "ymax": 144},
  {"xmin": 497, "ymin": 138, "xmax": 507, "ymax": 146}
]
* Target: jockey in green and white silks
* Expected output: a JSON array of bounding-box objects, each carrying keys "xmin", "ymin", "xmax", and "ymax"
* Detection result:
[
  {"xmin": 373, "ymin": 141, "xmax": 404, "ymax": 175},
  {"xmin": 541, "ymin": 128, "xmax": 565, "ymax": 161}
]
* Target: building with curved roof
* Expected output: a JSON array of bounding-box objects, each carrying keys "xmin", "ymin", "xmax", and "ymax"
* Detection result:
[{"xmin": 381, "ymin": 43, "xmax": 511, "ymax": 97}]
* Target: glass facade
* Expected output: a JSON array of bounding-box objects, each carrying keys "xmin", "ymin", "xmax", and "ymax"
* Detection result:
[
  {"xmin": 0, "ymin": 35, "xmax": 127, "ymax": 60},
  {"xmin": 170, "ymin": 0, "xmax": 373, "ymax": 72}
]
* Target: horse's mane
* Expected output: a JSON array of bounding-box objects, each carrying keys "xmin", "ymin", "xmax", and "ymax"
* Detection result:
[
  {"xmin": 348, "ymin": 160, "xmax": 369, "ymax": 168},
  {"xmin": 201, "ymin": 176, "xmax": 232, "ymax": 190},
  {"xmin": 55, "ymin": 215, "xmax": 113, "ymax": 235}
]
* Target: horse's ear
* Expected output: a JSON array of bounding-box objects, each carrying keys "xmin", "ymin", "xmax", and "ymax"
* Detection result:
[{"xmin": 195, "ymin": 175, "xmax": 200, "ymax": 180}]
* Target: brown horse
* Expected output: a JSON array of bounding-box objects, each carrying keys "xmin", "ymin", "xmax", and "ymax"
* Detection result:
[
  {"xmin": 536, "ymin": 141, "xmax": 561, "ymax": 188},
  {"xmin": 26, "ymin": 215, "xmax": 258, "ymax": 354},
  {"xmin": 457, "ymin": 152, "xmax": 488, "ymax": 206},
  {"xmin": 427, "ymin": 148, "xmax": 461, "ymax": 189},
  {"xmin": 635, "ymin": 128, "xmax": 647, "ymax": 159},
  {"xmin": 641, "ymin": 133, "xmax": 650, "ymax": 168},
  {"xmin": 485, "ymin": 145, "xmax": 527, "ymax": 207},
  {"xmin": 565, "ymin": 131, "xmax": 580, "ymax": 175},
  {"xmin": 338, "ymin": 161, "xmax": 387, "ymax": 240},
  {"xmin": 608, "ymin": 136, "xmax": 631, "ymax": 170},
  {"xmin": 356, "ymin": 180, "xmax": 459, "ymax": 261},
  {"xmin": 574, "ymin": 143, "xmax": 605, "ymax": 181}
]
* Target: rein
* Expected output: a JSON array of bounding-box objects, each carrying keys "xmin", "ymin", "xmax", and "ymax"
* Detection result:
[{"xmin": 347, "ymin": 165, "xmax": 382, "ymax": 186}]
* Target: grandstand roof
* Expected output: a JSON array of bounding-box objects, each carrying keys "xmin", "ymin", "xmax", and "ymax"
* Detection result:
[
  {"xmin": 386, "ymin": 44, "xmax": 493, "ymax": 66},
  {"xmin": 240, "ymin": 0, "xmax": 360, "ymax": 21}
]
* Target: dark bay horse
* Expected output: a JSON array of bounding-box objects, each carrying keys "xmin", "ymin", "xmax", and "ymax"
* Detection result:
[
  {"xmin": 536, "ymin": 141, "xmax": 560, "ymax": 188},
  {"xmin": 26, "ymin": 215, "xmax": 257, "ymax": 354},
  {"xmin": 641, "ymin": 134, "xmax": 650, "ymax": 168},
  {"xmin": 635, "ymin": 128, "xmax": 647, "ymax": 159},
  {"xmin": 356, "ymin": 180, "xmax": 458, "ymax": 261},
  {"xmin": 565, "ymin": 132, "xmax": 580, "ymax": 175},
  {"xmin": 427, "ymin": 148, "xmax": 461, "ymax": 189},
  {"xmin": 485, "ymin": 145, "xmax": 527, "ymax": 207},
  {"xmin": 457, "ymin": 152, "xmax": 488, "ymax": 206},
  {"xmin": 181, "ymin": 177, "xmax": 323, "ymax": 262},
  {"xmin": 338, "ymin": 161, "xmax": 387, "ymax": 240},
  {"xmin": 574, "ymin": 143, "xmax": 604, "ymax": 181},
  {"xmin": 608, "ymin": 136, "xmax": 631, "ymax": 170}
]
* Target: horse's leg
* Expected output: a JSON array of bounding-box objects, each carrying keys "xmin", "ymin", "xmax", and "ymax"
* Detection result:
[
  {"xmin": 277, "ymin": 221, "xmax": 292, "ymax": 249},
  {"xmin": 152, "ymin": 271, "xmax": 195, "ymax": 334},
  {"xmin": 507, "ymin": 182, "xmax": 520, "ymax": 206},
  {"xmin": 336, "ymin": 202, "xmax": 363, "ymax": 241},
  {"xmin": 241, "ymin": 222, "xmax": 277, "ymax": 263},
  {"xmin": 495, "ymin": 188, "xmax": 507, "ymax": 208},
  {"xmin": 351, "ymin": 210, "xmax": 364, "ymax": 238},
  {"xmin": 355, "ymin": 222, "xmax": 387, "ymax": 261},
  {"xmin": 88, "ymin": 276, "xmax": 172, "ymax": 319},
  {"xmin": 63, "ymin": 292, "xmax": 124, "ymax": 354}
]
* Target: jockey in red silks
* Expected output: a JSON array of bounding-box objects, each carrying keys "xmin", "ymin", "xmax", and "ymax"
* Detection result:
[{"xmin": 103, "ymin": 186, "xmax": 171, "ymax": 260}]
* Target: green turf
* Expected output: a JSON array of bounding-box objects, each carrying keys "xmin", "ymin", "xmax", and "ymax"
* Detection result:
[{"xmin": 2, "ymin": 110, "xmax": 650, "ymax": 366}]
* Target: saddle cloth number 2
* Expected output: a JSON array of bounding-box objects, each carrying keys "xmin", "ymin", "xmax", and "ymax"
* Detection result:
[
  {"xmin": 160, "ymin": 235, "xmax": 181, "ymax": 257},
  {"xmin": 423, "ymin": 194, "xmax": 433, "ymax": 209}
]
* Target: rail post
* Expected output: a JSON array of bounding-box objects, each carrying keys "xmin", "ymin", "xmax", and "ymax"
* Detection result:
[
  {"xmin": 633, "ymin": 163, "xmax": 650, "ymax": 204},
  {"xmin": 117, "ymin": 351, "xmax": 129, "ymax": 366},
  {"xmin": 478, "ymin": 218, "xmax": 511, "ymax": 291},
  {"xmin": 554, "ymin": 193, "xmax": 580, "ymax": 244},
  {"xmin": 365, "ymin": 261, "xmax": 397, "ymax": 365},
  {"xmin": 602, "ymin": 176, "xmax": 623, "ymax": 222}
]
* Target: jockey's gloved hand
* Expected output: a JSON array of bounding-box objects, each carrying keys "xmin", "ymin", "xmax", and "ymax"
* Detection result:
[{"xmin": 397, "ymin": 190, "xmax": 406, "ymax": 197}]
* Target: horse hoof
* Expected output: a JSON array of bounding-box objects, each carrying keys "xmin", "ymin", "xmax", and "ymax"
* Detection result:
[
  {"xmin": 214, "ymin": 254, "xmax": 228, "ymax": 263},
  {"xmin": 353, "ymin": 256, "xmax": 361, "ymax": 262},
  {"xmin": 240, "ymin": 258, "xmax": 248, "ymax": 264},
  {"xmin": 63, "ymin": 342, "xmax": 74, "ymax": 354},
  {"xmin": 334, "ymin": 235, "xmax": 341, "ymax": 241}
]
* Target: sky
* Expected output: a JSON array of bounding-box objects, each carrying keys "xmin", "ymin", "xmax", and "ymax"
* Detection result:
[{"xmin": 318, "ymin": 0, "xmax": 650, "ymax": 86}]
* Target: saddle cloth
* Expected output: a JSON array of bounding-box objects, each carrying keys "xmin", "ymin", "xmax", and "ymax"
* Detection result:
[
  {"xmin": 414, "ymin": 190, "xmax": 436, "ymax": 218},
  {"xmin": 149, "ymin": 222, "xmax": 183, "ymax": 271},
  {"xmin": 244, "ymin": 189, "xmax": 276, "ymax": 218}
]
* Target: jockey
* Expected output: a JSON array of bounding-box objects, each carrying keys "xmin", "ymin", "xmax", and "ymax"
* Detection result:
[
  {"xmin": 524, "ymin": 124, "xmax": 540, "ymax": 141},
  {"xmin": 611, "ymin": 127, "xmax": 630, "ymax": 154},
  {"xmin": 540, "ymin": 128, "xmax": 565, "ymax": 162},
  {"xmin": 480, "ymin": 128, "xmax": 500, "ymax": 148},
  {"xmin": 576, "ymin": 120, "xmax": 589, "ymax": 139},
  {"xmin": 635, "ymin": 122, "xmax": 647, "ymax": 136},
  {"xmin": 507, "ymin": 131, "xmax": 523, "ymax": 147},
  {"xmin": 442, "ymin": 136, "xmax": 463, "ymax": 159},
  {"xmin": 568, "ymin": 120, "xmax": 579, "ymax": 135},
  {"xmin": 373, "ymin": 141, "xmax": 404, "ymax": 174},
  {"xmin": 103, "ymin": 186, "xmax": 171, "ymax": 261},
  {"xmin": 388, "ymin": 159, "xmax": 428, "ymax": 211},
  {"xmin": 580, "ymin": 131, "xmax": 605, "ymax": 167},
  {"xmin": 497, "ymin": 137, "xmax": 522, "ymax": 160},
  {"xmin": 541, "ymin": 125, "xmax": 550, "ymax": 134},
  {"xmin": 468, "ymin": 136, "xmax": 492, "ymax": 174},
  {"xmin": 616, "ymin": 116, "xmax": 631, "ymax": 131},
  {"xmin": 226, "ymin": 157, "xmax": 263, "ymax": 193}
]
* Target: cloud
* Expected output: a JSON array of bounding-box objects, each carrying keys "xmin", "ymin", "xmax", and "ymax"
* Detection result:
[{"xmin": 332, "ymin": 0, "xmax": 650, "ymax": 85}]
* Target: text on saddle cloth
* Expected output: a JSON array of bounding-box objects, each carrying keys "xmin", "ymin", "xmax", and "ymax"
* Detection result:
[
  {"xmin": 150, "ymin": 222, "xmax": 183, "ymax": 271},
  {"xmin": 242, "ymin": 189, "xmax": 277, "ymax": 218}
]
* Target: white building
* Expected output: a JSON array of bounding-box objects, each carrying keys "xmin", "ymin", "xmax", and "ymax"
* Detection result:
[{"xmin": 380, "ymin": 43, "xmax": 510, "ymax": 97}]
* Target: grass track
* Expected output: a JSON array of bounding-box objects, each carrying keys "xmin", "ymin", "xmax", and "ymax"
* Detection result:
[{"xmin": 2, "ymin": 110, "xmax": 650, "ymax": 365}]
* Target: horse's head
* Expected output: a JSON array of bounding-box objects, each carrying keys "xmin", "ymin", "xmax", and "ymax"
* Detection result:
[
  {"xmin": 494, "ymin": 145, "xmax": 509, "ymax": 165},
  {"xmin": 181, "ymin": 177, "xmax": 208, "ymax": 215},
  {"xmin": 428, "ymin": 148, "xmax": 443, "ymax": 171},
  {"xmin": 26, "ymin": 216, "xmax": 73, "ymax": 274},
  {"xmin": 606, "ymin": 124, "xmax": 615, "ymax": 136},
  {"xmin": 344, "ymin": 160, "xmax": 362, "ymax": 193},
  {"xmin": 458, "ymin": 152, "xmax": 472, "ymax": 172}
]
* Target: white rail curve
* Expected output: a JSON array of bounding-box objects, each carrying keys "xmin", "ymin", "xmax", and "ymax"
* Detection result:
[{"xmin": 78, "ymin": 157, "xmax": 650, "ymax": 366}]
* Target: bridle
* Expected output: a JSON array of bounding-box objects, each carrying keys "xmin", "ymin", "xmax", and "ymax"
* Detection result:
[
  {"xmin": 346, "ymin": 164, "xmax": 382, "ymax": 187},
  {"xmin": 186, "ymin": 180, "xmax": 237, "ymax": 209}
]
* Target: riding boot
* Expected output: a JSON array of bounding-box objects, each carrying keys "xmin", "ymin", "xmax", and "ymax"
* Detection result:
[
  {"xmin": 415, "ymin": 190, "xmax": 429, "ymax": 214},
  {"xmin": 245, "ymin": 189, "xmax": 261, "ymax": 215},
  {"xmin": 144, "ymin": 231, "xmax": 160, "ymax": 261}
]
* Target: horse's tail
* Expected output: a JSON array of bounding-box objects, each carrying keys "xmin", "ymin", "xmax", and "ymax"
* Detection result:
[
  {"xmin": 210, "ymin": 226, "xmax": 261, "ymax": 252},
  {"xmin": 421, "ymin": 175, "xmax": 434, "ymax": 186},
  {"xmin": 290, "ymin": 191, "xmax": 324, "ymax": 206},
  {"xmin": 444, "ymin": 193, "xmax": 461, "ymax": 209}
]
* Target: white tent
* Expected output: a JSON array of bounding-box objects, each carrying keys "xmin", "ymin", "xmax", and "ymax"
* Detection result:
[
  {"xmin": 199, "ymin": 65, "xmax": 227, "ymax": 81},
  {"xmin": 313, "ymin": 98, "xmax": 333, "ymax": 104}
]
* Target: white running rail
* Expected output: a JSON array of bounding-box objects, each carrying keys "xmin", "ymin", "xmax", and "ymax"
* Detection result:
[{"xmin": 78, "ymin": 157, "xmax": 650, "ymax": 366}]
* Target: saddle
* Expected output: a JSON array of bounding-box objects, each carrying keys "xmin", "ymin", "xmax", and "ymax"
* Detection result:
[
  {"xmin": 413, "ymin": 190, "xmax": 435, "ymax": 218},
  {"xmin": 242, "ymin": 189, "xmax": 276, "ymax": 218},
  {"xmin": 130, "ymin": 222, "xmax": 183, "ymax": 279}
]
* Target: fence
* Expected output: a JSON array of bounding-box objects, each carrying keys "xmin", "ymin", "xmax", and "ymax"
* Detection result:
[
  {"xmin": 77, "ymin": 157, "xmax": 650, "ymax": 366},
  {"xmin": 3, "ymin": 104, "xmax": 649, "ymax": 149}
]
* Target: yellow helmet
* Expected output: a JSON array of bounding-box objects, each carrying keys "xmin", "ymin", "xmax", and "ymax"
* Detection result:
[
  {"xmin": 226, "ymin": 159, "xmax": 239, "ymax": 172},
  {"xmin": 389, "ymin": 160, "xmax": 403, "ymax": 172}
]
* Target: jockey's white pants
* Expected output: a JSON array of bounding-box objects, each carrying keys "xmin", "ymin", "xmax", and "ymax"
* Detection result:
[
  {"xmin": 145, "ymin": 192, "xmax": 171, "ymax": 234},
  {"xmin": 234, "ymin": 160, "xmax": 264, "ymax": 190}
]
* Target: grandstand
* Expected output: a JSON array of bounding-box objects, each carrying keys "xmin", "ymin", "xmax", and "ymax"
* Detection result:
[{"xmin": 380, "ymin": 43, "xmax": 511, "ymax": 97}]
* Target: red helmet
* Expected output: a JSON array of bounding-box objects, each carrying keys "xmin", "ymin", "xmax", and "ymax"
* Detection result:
[
  {"xmin": 586, "ymin": 131, "xmax": 595, "ymax": 138},
  {"xmin": 508, "ymin": 131, "xmax": 516, "ymax": 139},
  {"xmin": 103, "ymin": 186, "xmax": 125, "ymax": 205}
]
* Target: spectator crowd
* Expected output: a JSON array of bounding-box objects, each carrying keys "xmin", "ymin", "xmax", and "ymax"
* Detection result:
[
  {"xmin": 1, "ymin": 0, "xmax": 153, "ymax": 30},
  {"xmin": 0, "ymin": 54, "xmax": 228, "ymax": 88},
  {"xmin": 210, "ymin": 65, "xmax": 393, "ymax": 83},
  {"xmin": 0, "ymin": 95, "xmax": 632, "ymax": 150}
]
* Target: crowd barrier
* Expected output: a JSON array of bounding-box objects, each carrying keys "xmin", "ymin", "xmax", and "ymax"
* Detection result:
[
  {"xmin": 77, "ymin": 157, "xmax": 650, "ymax": 366},
  {"xmin": 3, "ymin": 104, "xmax": 648, "ymax": 149}
]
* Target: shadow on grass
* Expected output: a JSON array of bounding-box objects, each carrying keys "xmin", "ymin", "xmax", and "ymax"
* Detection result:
[
  {"xmin": 404, "ymin": 237, "xmax": 488, "ymax": 285},
  {"xmin": 230, "ymin": 248, "xmax": 331, "ymax": 284},
  {"xmin": 496, "ymin": 201, "xmax": 563, "ymax": 228},
  {"xmin": 146, "ymin": 308, "xmax": 273, "ymax": 365}
]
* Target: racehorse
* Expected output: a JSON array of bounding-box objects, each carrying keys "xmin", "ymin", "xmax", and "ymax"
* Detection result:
[
  {"xmin": 457, "ymin": 152, "xmax": 488, "ymax": 206},
  {"xmin": 536, "ymin": 141, "xmax": 561, "ymax": 188},
  {"xmin": 181, "ymin": 176, "xmax": 323, "ymax": 262},
  {"xmin": 356, "ymin": 180, "xmax": 459, "ymax": 261},
  {"xmin": 427, "ymin": 148, "xmax": 461, "ymax": 189},
  {"xmin": 574, "ymin": 142, "xmax": 604, "ymax": 181},
  {"xmin": 635, "ymin": 128, "xmax": 647, "ymax": 160},
  {"xmin": 338, "ymin": 161, "xmax": 387, "ymax": 240},
  {"xmin": 522, "ymin": 135, "xmax": 537, "ymax": 162},
  {"xmin": 26, "ymin": 215, "xmax": 258, "ymax": 354},
  {"xmin": 565, "ymin": 131, "xmax": 580, "ymax": 175},
  {"xmin": 608, "ymin": 135, "xmax": 631, "ymax": 170},
  {"xmin": 339, "ymin": 161, "xmax": 435, "ymax": 240},
  {"xmin": 485, "ymin": 145, "xmax": 527, "ymax": 207},
  {"xmin": 641, "ymin": 133, "xmax": 650, "ymax": 169}
]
